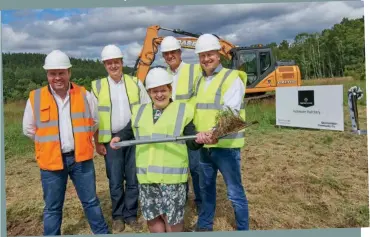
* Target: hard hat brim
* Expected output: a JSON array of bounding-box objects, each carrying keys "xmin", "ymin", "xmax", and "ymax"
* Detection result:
[
  {"xmin": 146, "ymin": 82, "xmax": 172, "ymax": 90},
  {"xmin": 101, "ymin": 56, "xmax": 123, "ymax": 62},
  {"xmin": 43, "ymin": 65, "xmax": 72, "ymax": 70},
  {"xmin": 195, "ymin": 47, "xmax": 221, "ymax": 54},
  {"xmin": 160, "ymin": 47, "xmax": 181, "ymax": 53}
]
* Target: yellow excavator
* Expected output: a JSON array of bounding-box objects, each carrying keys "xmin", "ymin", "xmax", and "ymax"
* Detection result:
[{"xmin": 131, "ymin": 25, "xmax": 302, "ymax": 99}]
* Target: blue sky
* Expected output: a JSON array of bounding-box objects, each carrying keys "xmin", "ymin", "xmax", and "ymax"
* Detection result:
[
  {"xmin": 2, "ymin": 9, "xmax": 88, "ymax": 24},
  {"xmin": 1, "ymin": 1, "xmax": 365, "ymax": 67}
]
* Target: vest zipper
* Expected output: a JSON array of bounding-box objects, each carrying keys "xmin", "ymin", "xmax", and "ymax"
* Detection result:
[
  {"xmin": 69, "ymin": 91, "xmax": 75, "ymax": 156},
  {"xmin": 107, "ymin": 78, "xmax": 113, "ymax": 139},
  {"xmin": 50, "ymin": 87, "xmax": 64, "ymax": 169}
]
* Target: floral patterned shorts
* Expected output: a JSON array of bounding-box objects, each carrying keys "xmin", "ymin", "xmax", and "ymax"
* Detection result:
[{"xmin": 138, "ymin": 183, "xmax": 187, "ymax": 226}]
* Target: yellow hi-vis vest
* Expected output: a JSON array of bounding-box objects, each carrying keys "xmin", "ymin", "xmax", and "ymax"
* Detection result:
[
  {"xmin": 193, "ymin": 67, "xmax": 248, "ymax": 148},
  {"xmin": 131, "ymin": 101, "xmax": 194, "ymax": 184},
  {"xmin": 167, "ymin": 63, "xmax": 202, "ymax": 104},
  {"xmin": 91, "ymin": 75, "xmax": 141, "ymax": 143}
]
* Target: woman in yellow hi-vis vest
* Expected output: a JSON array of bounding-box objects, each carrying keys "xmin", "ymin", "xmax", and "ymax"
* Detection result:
[{"xmin": 109, "ymin": 67, "xmax": 217, "ymax": 233}]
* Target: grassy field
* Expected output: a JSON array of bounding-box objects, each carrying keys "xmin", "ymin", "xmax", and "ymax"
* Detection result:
[{"xmin": 4, "ymin": 77, "xmax": 369, "ymax": 236}]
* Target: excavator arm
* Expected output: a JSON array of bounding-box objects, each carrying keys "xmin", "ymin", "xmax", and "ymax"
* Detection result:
[{"xmin": 131, "ymin": 25, "xmax": 236, "ymax": 82}]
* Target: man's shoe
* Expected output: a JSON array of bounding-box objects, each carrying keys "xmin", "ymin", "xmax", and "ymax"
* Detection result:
[
  {"xmin": 126, "ymin": 219, "xmax": 143, "ymax": 232},
  {"xmin": 112, "ymin": 219, "xmax": 125, "ymax": 233}
]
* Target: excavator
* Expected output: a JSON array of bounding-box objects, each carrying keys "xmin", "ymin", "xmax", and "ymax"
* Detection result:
[{"xmin": 130, "ymin": 25, "xmax": 302, "ymax": 99}]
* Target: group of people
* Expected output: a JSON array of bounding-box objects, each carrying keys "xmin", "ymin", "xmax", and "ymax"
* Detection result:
[{"xmin": 22, "ymin": 33, "xmax": 250, "ymax": 235}]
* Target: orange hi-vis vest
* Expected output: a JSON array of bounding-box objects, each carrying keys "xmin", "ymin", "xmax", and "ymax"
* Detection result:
[{"xmin": 29, "ymin": 83, "xmax": 94, "ymax": 171}]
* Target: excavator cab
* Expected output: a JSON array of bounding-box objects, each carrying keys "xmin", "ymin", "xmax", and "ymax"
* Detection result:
[
  {"xmin": 230, "ymin": 46, "xmax": 275, "ymax": 87},
  {"xmin": 229, "ymin": 46, "xmax": 301, "ymax": 97}
]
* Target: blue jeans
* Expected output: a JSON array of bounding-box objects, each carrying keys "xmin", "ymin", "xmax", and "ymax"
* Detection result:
[
  {"xmin": 186, "ymin": 148, "xmax": 202, "ymax": 213},
  {"xmin": 196, "ymin": 148, "xmax": 249, "ymax": 231},
  {"xmin": 40, "ymin": 154, "xmax": 109, "ymax": 235},
  {"xmin": 103, "ymin": 138, "xmax": 139, "ymax": 222}
]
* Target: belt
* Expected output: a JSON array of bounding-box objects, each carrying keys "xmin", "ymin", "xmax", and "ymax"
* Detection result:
[{"xmin": 62, "ymin": 150, "xmax": 75, "ymax": 156}]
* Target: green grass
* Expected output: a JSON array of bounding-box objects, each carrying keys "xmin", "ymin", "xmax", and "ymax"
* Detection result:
[
  {"xmin": 302, "ymin": 77, "xmax": 367, "ymax": 106},
  {"xmin": 4, "ymin": 101, "xmax": 34, "ymax": 160},
  {"xmin": 4, "ymin": 77, "xmax": 369, "ymax": 236}
]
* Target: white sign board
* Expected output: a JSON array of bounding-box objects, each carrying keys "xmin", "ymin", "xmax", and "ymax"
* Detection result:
[{"xmin": 275, "ymin": 85, "xmax": 344, "ymax": 131}]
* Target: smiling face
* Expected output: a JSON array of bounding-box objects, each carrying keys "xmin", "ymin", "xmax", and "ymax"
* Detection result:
[
  {"xmin": 103, "ymin": 58, "xmax": 123, "ymax": 81},
  {"xmin": 148, "ymin": 84, "xmax": 172, "ymax": 109},
  {"xmin": 47, "ymin": 69, "xmax": 71, "ymax": 94},
  {"xmin": 198, "ymin": 50, "xmax": 221, "ymax": 76},
  {"xmin": 162, "ymin": 49, "xmax": 182, "ymax": 71}
]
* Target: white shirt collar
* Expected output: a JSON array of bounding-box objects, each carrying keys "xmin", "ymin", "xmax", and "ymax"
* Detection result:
[
  {"xmin": 108, "ymin": 75, "xmax": 124, "ymax": 84},
  {"xmin": 169, "ymin": 61, "xmax": 184, "ymax": 74},
  {"xmin": 49, "ymin": 83, "xmax": 71, "ymax": 98}
]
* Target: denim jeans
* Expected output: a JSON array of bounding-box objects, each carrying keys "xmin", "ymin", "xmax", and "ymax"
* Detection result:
[
  {"xmin": 186, "ymin": 148, "xmax": 202, "ymax": 213},
  {"xmin": 196, "ymin": 147, "xmax": 249, "ymax": 231},
  {"xmin": 40, "ymin": 154, "xmax": 109, "ymax": 235},
  {"xmin": 103, "ymin": 138, "xmax": 139, "ymax": 222}
]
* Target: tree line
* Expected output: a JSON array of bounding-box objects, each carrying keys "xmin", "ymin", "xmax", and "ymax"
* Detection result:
[
  {"xmin": 267, "ymin": 16, "xmax": 365, "ymax": 82},
  {"xmin": 2, "ymin": 16, "xmax": 365, "ymax": 103},
  {"xmin": 2, "ymin": 54, "xmax": 136, "ymax": 103}
]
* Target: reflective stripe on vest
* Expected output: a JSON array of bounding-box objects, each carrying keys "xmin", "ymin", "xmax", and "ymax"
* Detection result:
[
  {"xmin": 136, "ymin": 166, "xmax": 188, "ymax": 175},
  {"xmin": 193, "ymin": 68, "xmax": 247, "ymax": 148},
  {"xmin": 194, "ymin": 69, "xmax": 245, "ymax": 111},
  {"xmin": 175, "ymin": 64, "xmax": 195, "ymax": 101},
  {"xmin": 30, "ymin": 84, "xmax": 94, "ymax": 171},
  {"xmin": 131, "ymin": 102, "xmax": 192, "ymax": 184},
  {"xmin": 91, "ymin": 75, "xmax": 141, "ymax": 143},
  {"xmin": 133, "ymin": 103, "xmax": 186, "ymax": 142},
  {"xmin": 167, "ymin": 63, "xmax": 201, "ymax": 103}
]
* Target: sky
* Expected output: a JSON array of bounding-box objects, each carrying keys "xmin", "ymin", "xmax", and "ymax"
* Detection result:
[{"xmin": 1, "ymin": 1, "xmax": 365, "ymax": 67}]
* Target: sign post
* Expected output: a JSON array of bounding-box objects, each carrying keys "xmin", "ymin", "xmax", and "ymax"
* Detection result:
[
  {"xmin": 275, "ymin": 85, "xmax": 344, "ymax": 131},
  {"xmin": 347, "ymin": 86, "xmax": 367, "ymax": 135}
]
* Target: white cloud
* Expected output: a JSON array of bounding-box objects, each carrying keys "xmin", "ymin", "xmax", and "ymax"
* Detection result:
[
  {"xmin": 2, "ymin": 25, "xmax": 29, "ymax": 46},
  {"xmin": 1, "ymin": 1, "xmax": 364, "ymax": 67},
  {"xmin": 122, "ymin": 42, "xmax": 143, "ymax": 66}
]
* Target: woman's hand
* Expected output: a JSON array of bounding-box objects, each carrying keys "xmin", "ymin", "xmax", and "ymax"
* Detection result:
[
  {"xmin": 110, "ymin": 137, "xmax": 121, "ymax": 150},
  {"xmin": 195, "ymin": 131, "xmax": 218, "ymax": 144}
]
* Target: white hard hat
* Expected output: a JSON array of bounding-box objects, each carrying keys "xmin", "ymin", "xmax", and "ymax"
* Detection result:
[
  {"xmin": 145, "ymin": 67, "xmax": 173, "ymax": 90},
  {"xmin": 160, "ymin": 36, "xmax": 181, "ymax": 53},
  {"xmin": 43, "ymin": 50, "xmax": 72, "ymax": 70},
  {"xmin": 101, "ymin": 44, "xmax": 123, "ymax": 61},
  {"xmin": 195, "ymin": 34, "xmax": 221, "ymax": 54}
]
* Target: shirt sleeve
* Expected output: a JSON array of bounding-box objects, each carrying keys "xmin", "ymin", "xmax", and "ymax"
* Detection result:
[
  {"xmin": 138, "ymin": 80, "xmax": 152, "ymax": 104},
  {"xmin": 223, "ymin": 76, "xmax": 245, "ymax": 112},
  {"xmin": 86, "ymin": 91, "xmax": 99, "ymax": 134},
  {"xmin": 22, "ymin": 98, "xmax": 36, "ymax": 140}
]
